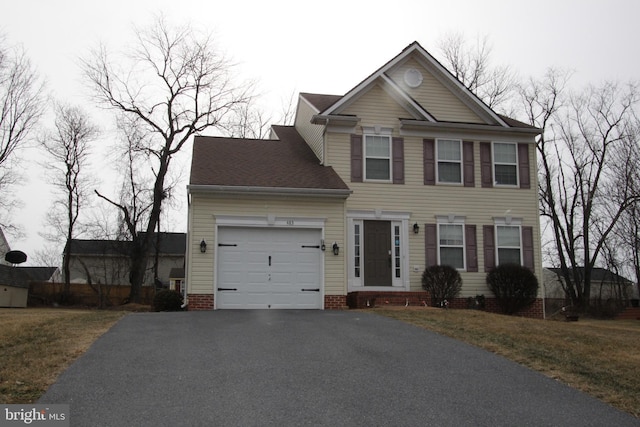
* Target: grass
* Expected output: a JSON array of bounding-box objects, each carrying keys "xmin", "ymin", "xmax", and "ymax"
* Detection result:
[
  {"xmin": 374, "ymin": 307, "xmax": 640, "ymax": 418},
  {"xmin": 0, "ymin": 308, "xmax": 126, "ymax": 404}
]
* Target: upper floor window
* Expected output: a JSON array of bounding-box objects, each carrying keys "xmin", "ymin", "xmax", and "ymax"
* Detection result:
[
  {"xmin": 496, "ymin": 224, "xmax": 522, "ymax": 265},
  {"xmin": 364, "ymin": 135, "xmax": 391, "ymax": 181},
  {"xmin": 437, "ymin": 139, "xmax": 462, "ymax": 184},
  {"xmin": 493, "ymin": 143, "xmax": 518, "ymax": 186}
]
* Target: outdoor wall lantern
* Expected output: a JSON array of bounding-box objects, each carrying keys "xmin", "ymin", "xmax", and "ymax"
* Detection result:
[
  {"xmin": 200, "ymin": 239, "xmax": 207, "ymax": 253},
  {"xmin": 413, "ymin": 223, "xmax": 420, "ymax": 234},
  {"xmin": 332, "ymin": 242, "xmax": 340, "ymax": 256}
]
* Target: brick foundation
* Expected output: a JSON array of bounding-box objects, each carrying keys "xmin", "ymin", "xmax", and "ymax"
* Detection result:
[
  {"xmin": 187, "ymin": 294, "xmax": 214, "ymax": 310},
  {"xmin": 347, "ymin": 291, "xmax": 431, "ymax": 309},
  {"xmin": 324, "ymin": 295, "xmax": 348, "ymax": 309},
  {"xmin": 347, "ymin": 291, "xmax": 545, "ymax": 319}
]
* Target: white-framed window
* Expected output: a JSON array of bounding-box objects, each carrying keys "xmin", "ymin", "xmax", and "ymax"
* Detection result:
[
  {"xmin": 437, "ymin": 217, "xmax": 465, "ymax": 270},
  {"xmin": 493, "ymin": 142, "xmax": 518, "ymax": 186},
  {"xmin": 437, "ymin": 139, "xmax": 462, "ymax": 184},
  {"xmin": 364, "ymin": 135, "xmax": 391, "ymax": 181},
  {"xmin": 496, "ymin": 224, "xmax": 522, "ymax": 265}
]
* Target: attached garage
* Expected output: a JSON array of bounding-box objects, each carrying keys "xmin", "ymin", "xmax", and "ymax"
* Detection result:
[{"xmin": 216, "ymin": 227, "xmax": 324, "ymax": 309}]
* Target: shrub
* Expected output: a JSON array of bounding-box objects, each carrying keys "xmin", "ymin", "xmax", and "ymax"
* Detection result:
[
  {"xmin": 486, "ymin": 264, "xmax": 539, "ymax": 315},
  {"xmin": 153, "ymin": 289, "xmax": 183, "ymax": 312},
  {"xmin": 421, "ymin": 265, "xmax": 462, "ymax": 307}
]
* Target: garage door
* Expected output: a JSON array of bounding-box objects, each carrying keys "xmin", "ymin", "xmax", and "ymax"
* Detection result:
[{"xmin": 216, "ymin": 227, "xmax": 323, "ymax": 309}]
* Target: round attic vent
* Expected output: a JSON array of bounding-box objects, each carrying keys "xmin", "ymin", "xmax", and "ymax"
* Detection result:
[{"xmin": 404, "ymin": 68, "xmax": 423, "ymax": 88}]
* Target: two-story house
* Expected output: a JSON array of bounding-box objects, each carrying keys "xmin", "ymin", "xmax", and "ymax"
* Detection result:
[{"xmin": 185, "ymin": 42, "xmax": 543, "ymax": 315}]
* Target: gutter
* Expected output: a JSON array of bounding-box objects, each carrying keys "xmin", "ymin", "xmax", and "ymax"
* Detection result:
[
  {"xmin": 187, "ymin": 185, "xmax": 352, "ymax": 199},
  {"xmin": 400, "ymin": 119, "xmax": 542, "ymax": 136}
]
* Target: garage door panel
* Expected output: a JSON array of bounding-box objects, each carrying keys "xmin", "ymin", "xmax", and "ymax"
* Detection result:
[{"xmin": 216, "ymin": 227, "xmax": 323, "ymax": 309}]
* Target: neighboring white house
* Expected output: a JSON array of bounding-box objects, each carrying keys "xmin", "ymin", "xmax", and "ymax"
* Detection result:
[
  {"xmin": 65, "ymin": 233, "xmax": 186, "ymax": 287},
  {"xmin": 185, "ymin": 42, "xmax": 543, "ymax": 315}
]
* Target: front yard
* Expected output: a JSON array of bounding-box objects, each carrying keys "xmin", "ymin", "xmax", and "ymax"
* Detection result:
[{"xmin": 375, "ymin": 307, "xmax": 640, "ymax": 418}]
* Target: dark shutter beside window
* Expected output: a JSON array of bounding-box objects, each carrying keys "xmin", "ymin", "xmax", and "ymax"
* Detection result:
[
  {"xmin": 423, "ymin": 139, "xmax": 435, "ymax": 185},
  {"xmin": 351, "ymin": 134, "xmax": 363, "ymax": 182},
  {"xmin": 465, "ymin": 224, "xmax": 478, "ymax": 272},
  {"xmin": 522, "ymin": 226, "xmax": 534, "ymax": 270},
  {"xmin": 518, "ymin": 143, "xmax": 531, "ymax": 189},
  {"xmin": 483, "ymin": 225, "xmax": 495, "ymax": 272},
  {"xmin": 463, "ymin": 140, "xmax": 475, "ymax": 187},
  {"xmin": 480, "ymin": 142, "xmax": 493, "ymax": 188},
  {"xmin": 392, "ymin": 137, "xmax": 404, "ymax": 184},
  {"xmin": 425, "ymin": 223, "xmax": 437, "ymax": 267}
]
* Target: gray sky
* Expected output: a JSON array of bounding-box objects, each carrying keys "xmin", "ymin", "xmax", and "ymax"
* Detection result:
[{"xmin": 1, "ymin": 0, "xmax": 639, "ymax": 264}]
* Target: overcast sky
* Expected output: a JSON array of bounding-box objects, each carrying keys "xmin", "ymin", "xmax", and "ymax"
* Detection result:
[{"xmin": 2, "ymin": 0, "xmax": 639, "ymax": 264}]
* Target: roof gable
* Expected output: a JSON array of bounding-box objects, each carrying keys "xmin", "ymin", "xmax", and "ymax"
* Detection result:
[{"xmin": 320, "ymin": 41, "xmax": 508, "ymax": 127}]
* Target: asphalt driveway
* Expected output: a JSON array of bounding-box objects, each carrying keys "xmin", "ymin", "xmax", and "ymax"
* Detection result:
[{"xmin": 39, "ymin": 310, "xmax": 637, "ymax": 426}]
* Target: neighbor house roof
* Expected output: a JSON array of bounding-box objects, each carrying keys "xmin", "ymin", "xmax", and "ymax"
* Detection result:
[
  {"xmin": 546, "ymin": 267, "xmax": 634, "ymax": 285},
  {"xmin": 169, "ymin": 268, "xmax": 185, "ymax": 279},
  {"xmin": 0, "ymin": 264, "xmax": 32, "ymax": 289},
  {"xmin": 189, "ymin": 125, "xmax": 350, "ymax": 196},
  {"xmin": 17, "ymin": 266, "xmax": 58, "ymax": 282},
  {"xmin": 66, "ymin": 233, "xmax": 186, "ymax": 257}
]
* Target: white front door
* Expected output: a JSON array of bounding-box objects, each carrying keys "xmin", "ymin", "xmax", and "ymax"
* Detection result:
[{"xmin": 216, "ymin": 227, "xmax": 323, "ymax": 309}]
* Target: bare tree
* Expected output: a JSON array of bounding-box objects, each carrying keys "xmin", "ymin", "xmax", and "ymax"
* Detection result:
[
  {"xmin": 0, "ymin": 36, "xmax": 46, "ymax": 232},
  {"xmin": 83, "ymin": 16, "xmax": 251, "ymax": 302},
  {"xmin": 436, "ymin": 32, "xmax": 517, "ymax": 112},
  {"xmin": 520, "ymin": 74, "xmax": 640, "ymax": 310},
  {"xmin": 224, "ymin": 89, "xmax": 297, "ymax": 138},
  {"xmin": 39, "ymin": 102, "xmax": 99, "ymax": 297}
]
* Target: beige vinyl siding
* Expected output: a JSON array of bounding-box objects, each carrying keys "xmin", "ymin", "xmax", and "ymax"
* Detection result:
[
  {"xmin": 388, "ymin": 57, "xmax": 485, "ymax": 124},
  {"xmin": 187, "ymin": 193, "xmax": 345, "ymax": 296},
  {"xmin": 294, "ymin": 97, "xmax": 324, "ymax": 163},
  {"xmin": 328, "ymin": 131, "xmax": 542, "ymax": 297},
  {"xmin": 341, "ymin": 84, "xmax": 407, "ymax": 129}
]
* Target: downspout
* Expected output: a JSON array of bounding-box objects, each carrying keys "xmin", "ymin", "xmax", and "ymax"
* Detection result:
[{"xmin": 181, "ymin": 190, "xmax": 191, "ymax": 309}]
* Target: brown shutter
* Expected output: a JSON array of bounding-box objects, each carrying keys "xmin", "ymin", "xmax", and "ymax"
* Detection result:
[
  {"xmin": 351, "ymin": 134, "xmax": 363, "ymax": 182},
  {"xmin": 522, "ymin": 226, "xmax": 534, "ymax": 270},
  {"xmin": 423, "ymin": 139, "xmax": 435, "ymax": 185},
  {"xmin": 463, "ymin": 140, "xmax": 475, "ymax": 187},
  {"xmin": 483, "ymin": 225, "xmax": 495, "ymax": 272},
  {"xmin": 518, "ymin": 143, "xmax": 531, "ymax": 189},
  {"xmin": 480, "ymin": 142, "xmax": 493, "ymax": 188},
  {"xmin": 465, "ymin": 224, "xmax": 478, "ymax": 272},
  {"xmin": 392, "ymin": 137, "xmax": 404, "ymax": 184},
  {"xmin": 425, "ymin": 223, "xmax": 437, "ymax": 267}
]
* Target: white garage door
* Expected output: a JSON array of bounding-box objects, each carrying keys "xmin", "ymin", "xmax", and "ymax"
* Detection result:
[{"xmin": 216, "ymin": 227, "xmax": 323, "ymax": 309}]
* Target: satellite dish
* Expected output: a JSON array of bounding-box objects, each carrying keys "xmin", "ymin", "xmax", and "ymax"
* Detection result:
[{"xmin": 5, "ymin": 250, "xmax": 27, "ymax": 265}]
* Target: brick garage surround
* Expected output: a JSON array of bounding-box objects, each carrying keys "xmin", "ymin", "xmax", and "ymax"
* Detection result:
[
  {"xmin": 324, "ymin": 295, "xmax": 348, "ymax": 309},
  {"xmin": 187, "ymin": 294, "xmax": 214, "ymax": 310}
]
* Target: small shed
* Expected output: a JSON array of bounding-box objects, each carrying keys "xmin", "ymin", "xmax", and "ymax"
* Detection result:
[{"xmin": 0, "ymin": 265, "xmax": 31, "ymax": 308}]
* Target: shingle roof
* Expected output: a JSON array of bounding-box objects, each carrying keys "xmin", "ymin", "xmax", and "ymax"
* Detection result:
[
  {"xmin": 66, "ymin": 233, "xmax": 186, "ymax": 256},
  {"xmin": 189, "ymin": 125, "xmax": 349, "ymax": 191},
  {"xmin": 17, "ymin": 266, "xmax": 58, "ymax": 282},
  {"xmin": 547, "ymin": 267, "xmax": 634, "ymax": 285},
  {"xmin": 300, "ymin": 93, "xmax": 341, "ymax": 112},
  {"xmin": 0, "ymin": 265, "xmax": 32, "ymax": 288}
]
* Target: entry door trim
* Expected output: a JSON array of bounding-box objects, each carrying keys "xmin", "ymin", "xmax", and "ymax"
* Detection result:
[{"xmin": 347, "ymin": 210, "xmax": 410, "ymax": 291}]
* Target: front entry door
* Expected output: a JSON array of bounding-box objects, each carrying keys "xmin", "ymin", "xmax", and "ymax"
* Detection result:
[{"xmin": 364, "ymin": 220, "xmax": 392, "ymax": 286}]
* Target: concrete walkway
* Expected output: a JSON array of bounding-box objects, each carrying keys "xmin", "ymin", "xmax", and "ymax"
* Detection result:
[{"xmin": 40, "ymin": 311, "xmax": 637, "ymax": 426}]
